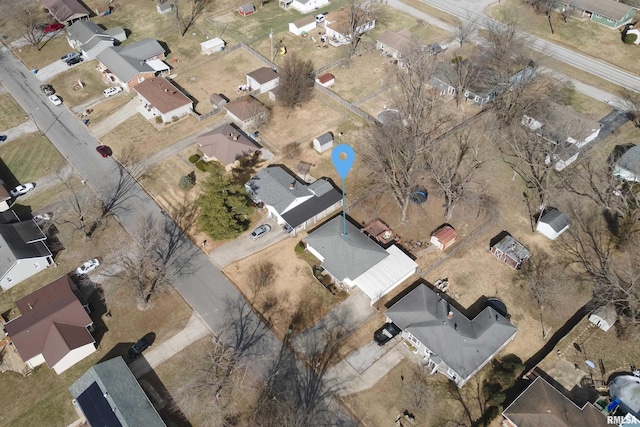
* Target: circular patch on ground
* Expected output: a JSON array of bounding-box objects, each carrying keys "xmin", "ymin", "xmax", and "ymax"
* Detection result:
[{"xmin": 377, "ymin": 109, "xmax": 401, "ymax": 125}]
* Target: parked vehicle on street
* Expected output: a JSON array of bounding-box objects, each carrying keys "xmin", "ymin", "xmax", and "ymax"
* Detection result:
[
  {"xmin": 10, "ymin": 183, "xmax": 35, "ymax": 197},
  {"xmin": 75, "ymin": 258, "xmax": 100, "ymax": 276},
  {"xmin": 250, "ymin": 224, "xmax": 271, "ymax": 240},
  {"xmin": 0, "ymin": 136, "xmax": 6, "ymax": 142},
  {"xmin": 374, "ymin": 322, "xmax": 401, "ymax": 346},
  {"xmin": 43, "ymin": 22, "xmax": 64, "ymax": 33},
  {"xmin": 103, "ymin": 86, "xmax": 123, "ymax": 97},
  {"xmin": 40, "ymin": 84, "xmax": 55, "ymax": 95},
  {"xmin": 96, "ymin": 145, "xmax": 112, "ymax": 157},
  {"xmin": 48, "ymin": 94, "xmax": 62, "ymax": 105}
]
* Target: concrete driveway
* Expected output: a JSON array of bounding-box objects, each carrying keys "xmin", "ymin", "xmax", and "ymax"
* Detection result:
[
  {"xmin": 209, "ymin": 218, "xmax": 290, "ymax": 268},
  {"xmin": 35, "ymin": 58, "xmax": 75, "ymax": 82},
  {"xmin": 0, "ymin": 120, "xmax": 37, "ymax": 140},
  {"xmin": 88, "ymin": 98, "xmax": 139, "ymax": 139}
]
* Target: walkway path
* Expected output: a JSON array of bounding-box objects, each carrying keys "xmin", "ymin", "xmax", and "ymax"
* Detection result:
[
  {"xmin": 129, "ymin": 313, "xmax": 211, "ymax": 378},
  {"xmin": 0, "ymin": 120, "xmax": 37, "ymax": 141},
  {"xmin": 88, "ymin": 98, "xmax": 139, "ymax": 139}
]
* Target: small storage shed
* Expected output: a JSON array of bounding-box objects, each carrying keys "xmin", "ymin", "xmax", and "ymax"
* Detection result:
[
  {"xmin": 200, "ymin": 37, "xmax": 226, "ymax": 55},
  {"xmin": 157, "ymin": 1, "xmax": 173, "ymax": 13},
  {"xmin": 430, "ymin": 225, "xmax": 457, "ymax": 250},
  {"xmin": 316, "ymin": 73, "xmax": 335, "ymax": 87},
  {"xmin": 313, "ymin": 132, "xmax": 334, "ymax": 153},
  {"xmin": 210, "ymin": 93, "xmax": 228, "ymax": 110},
  {"xmin": 536, "ymin": 209, "xmax": 570, "ymax": 240},
  {"xmin": 489, "ymin": 232, "xmax": 531, "ymax": 270},
  {"xmin": 238, "ymin": 4, "xmax": 256, "ymax": 16},
  {"xmin": 589, "ymin": 304, "xmax": 617, "ymax": 332},
  {"xmin": 289, "ymin": 15, "xmax": 317, "ymax": 36}
]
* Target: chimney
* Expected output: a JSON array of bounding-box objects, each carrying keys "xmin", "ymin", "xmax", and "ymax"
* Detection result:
[
  {"xmin": 290, "ymin": 181, "xmax": 295, "ymax": 190},
  {"xmin": 447, "ymin": 311, "xmax": 453, "ymax": 319},
  {"xmin": 233, "ymin": 134, "xmax": 239, "ymax": 141}
]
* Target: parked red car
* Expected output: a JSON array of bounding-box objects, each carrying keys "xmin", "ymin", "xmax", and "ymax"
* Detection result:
[{"xmin": 43, "ymin": 22, "xmax": 64, "ymax": 33}]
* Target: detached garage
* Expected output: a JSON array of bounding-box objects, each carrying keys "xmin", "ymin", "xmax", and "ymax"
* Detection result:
[{"xmin": 289, "ymin": 15, "xmax": 317, "ymax": 36}]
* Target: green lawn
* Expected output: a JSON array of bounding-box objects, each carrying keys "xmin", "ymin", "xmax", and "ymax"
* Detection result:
[
  {"xmin": 0, "ymin": 133, "xmax": 65, "ymax": 185},
  {"xmin": 0, "ymin": 94, "xmax": 27, "ymax": 130}
]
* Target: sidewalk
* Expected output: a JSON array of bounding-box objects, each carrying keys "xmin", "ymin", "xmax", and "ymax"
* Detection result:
[{"xmin": 129, "ymin": 313, "xmax": 211, "ymax": 378}]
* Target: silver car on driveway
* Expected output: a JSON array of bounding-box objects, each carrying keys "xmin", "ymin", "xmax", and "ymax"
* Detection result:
[{"xmin": 250, "ymin": 224, "xmax": 271, "ymax": 240}]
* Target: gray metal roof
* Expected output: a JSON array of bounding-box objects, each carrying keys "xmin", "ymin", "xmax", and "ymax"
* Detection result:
[
  {"xmin": 617, "ymin": 145, "xmax": 640, "ymax": 175},
  {"xmin": 0, "ymin": 222, "xmax": 50, "ymax": 272},
  {"xmin": 69, "ymin": 356, "xmax": 166, "ymax": 427},
  {"xmin": 246, "ymin": 166, "xmax": 313, "ymax": 214},
  {"xmin": 539, "ymin": 209, "xmax": 570, "ymax": 233},
  {"xmin": 304, "ymin": 216, "xmax": 388, "ymax": 280},
  {"xmin": 386, "ymin": 283, "xmax": 517, "ymax": 380},
  {"xmin": 97, "ymin": 46, "xmax": 155, "ymax": 84},
  {"xmin": 315, "ymin": 132, "xmax": 333, "ymax": 145},
  {"xmin": 118, "ymin": 39, "xmax": 165, "ymax": 61},
  {"xmin": 67, "ymin": 20, "xmax": 105, "ymax": 44}
]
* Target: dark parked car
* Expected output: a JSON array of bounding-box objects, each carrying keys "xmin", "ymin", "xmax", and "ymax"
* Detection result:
[
  {"xmin": 0, "ymin": 136, "xmax": 6, "ymax": 142},
  {"xmin": 128, "ymin": 336, "xmax": 152, "ymax": 359},
  {"xmin": 61, "ymin": 52, "xmax": 81, "ymax": 62},
  {"xmin": 374, "ymin": 322, "xmax": 401, "ymax": 346},
  {"xmin": 96, "ymin": 145, "xmax": 112, "ymax": 157},
  {"xmin": 43, "ymin": 22, "xmax": 64, "ymax": 33},
  {"xmin": 66, "ymin": 57, "xmax": 84, "ymax": 66},
  {"xmin": 40, "ymin": 84, "xmax": 55, "ymax": 95}
]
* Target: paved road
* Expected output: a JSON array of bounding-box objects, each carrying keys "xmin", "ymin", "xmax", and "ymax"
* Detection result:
[
  {"xmin": 416, "ymin": 0, "xmax": 640, "ymax": 92},
  {"xmin": 0, "ymin": 46, "xmax": 355, "ymax": 425}
]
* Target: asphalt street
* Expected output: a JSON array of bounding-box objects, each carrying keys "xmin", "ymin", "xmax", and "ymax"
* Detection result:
[
  {"xmin": 417, "ymin": 0, "xmax": 640, "ymax": 92},
  {"xmin": 0, "ymin": 46, "xmax": 355, "ymax": 425}
]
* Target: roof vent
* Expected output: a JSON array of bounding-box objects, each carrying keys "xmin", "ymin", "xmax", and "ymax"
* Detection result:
[
  {"xmin": 290, "ymin": 181, "xmax": 295, "ymax": 189},
  {"xmin": 27, "ymin": 303, "xmax": 33, "ymax": 310},
  {"xmin": 496, "ymin": 315, "xmax": 499, "ymax": 321},
  {"xmin": 164, "ymin": 88, "xmax": 169, "ymax": 92},
  {"xmin": 442, "ymin": 321, "xmax": 446, "ymax": 325},
  {"xmin": 454, "ymin": 323, "xmax": 458, "ymax": 330}
]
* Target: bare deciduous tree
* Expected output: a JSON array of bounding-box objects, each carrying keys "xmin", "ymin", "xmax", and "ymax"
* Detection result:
[
  {"xmin": 453, "ymin": 16, "xmax": 477, "ymax": 47},
  {"xmin": 343, "ymin": 0, "xmax": 376, "ymax": 58},
  {"xmin": 279, "ymin": 53, "xmax": 314, "ymax": 109},
  {"xmin": 514, "ymin": 247, "xmax": 559, "ymax": 307},
  {"xmin": 426, "ymin": 129, "xmax": 483, "ymax": 219},
  {"xmin": 13, "ymin": 2, "xmax": 45, "ymax": 49},
  {"xmin": 619, "ymin": 88, "xmax": 640, "ymax": 128},
  {"xmin": 446, "ymin": 57, "xmax": 480, "ymax": 107},
  {"xmin": 171, "ymin": 0, "xmax": 211, "ymax": 37},
  {"xmin": 360, "ymin": 54, "xmax": 449, "ymax": 223},
  {"xmin": 249, "ymin": 261, "xmax": 277, "ymax": 300}
]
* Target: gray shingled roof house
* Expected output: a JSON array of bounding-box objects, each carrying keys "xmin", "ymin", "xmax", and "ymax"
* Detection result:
[
  {"xmin": 502, "ymin": 376, "xmax": 608, "ymax": 427},
  {"xmin": 0, "ymin": 216, "xmax": 54, "ymax": 290},
  {"xmin": 96, "ymin": 39, "xmax": 167, "ymax": 92},
  {"xmin": 245, "ymin": 166, "xmax": 342, "ymax": 234},
  {"xmin": 70, "ymin": 356, "xmax": 166, "ymax": 427},
  {"xmin": 66, "ymin": 20, "xmax": 126, "ymax": 59},
  {"xmin": 536, "ymin": 209, "xmax": 570, "ymax": 240},
  {"xmin": 304, "ymin": 216, "xmax": 417, "ymax": 302},
  {"xmin": 386, "ymin": 283, "xmax": 517, "ymax": 387}
]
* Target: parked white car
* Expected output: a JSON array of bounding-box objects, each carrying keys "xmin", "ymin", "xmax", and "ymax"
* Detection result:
[
  {"xmin": 48, "ymin": 94, "xmax": 62, "ymax": 105},
  {"xmin": 75, "ymin": 258, "xmax": 100, "ymax": 276},
  {"xmin": 103, "ymin": 87, "xmax": 123, "ymax": 97},
  {"xmin": 10, "ymin": 183, "xmax": 35, "ymax": 197}
]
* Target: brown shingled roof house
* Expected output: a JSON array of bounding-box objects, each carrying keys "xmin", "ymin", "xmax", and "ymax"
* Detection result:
[
  {"xmin": 42, "ymin": 0, "xmax": 90, "ymax": 25},
  {"xmin": 135, "ymin": 77, "xmax": 193, "ymax": 123},
  {"xmin": 4, "ymin": 275, "xmax": 96, "ymax": 375},
  {"xmin": 196, "ymin": 123, "xmax": 260, "ymax": 170},
  {"xmin": 224, "ymin": 95, "xmax": 269, "ymax": 129}
]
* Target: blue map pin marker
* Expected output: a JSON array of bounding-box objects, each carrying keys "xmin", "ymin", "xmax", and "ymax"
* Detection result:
[{"xmin": 332, "ymin": 144, "xmax": 355, "ymax": 180}]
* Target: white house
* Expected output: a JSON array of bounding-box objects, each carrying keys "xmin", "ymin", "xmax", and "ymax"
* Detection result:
[
  {"xmin": 4, "ymin": 275, "xmax": 96, "ymax": 375},
  {"xmin": 280, "ymin": 0, "xmax": 329, "ymax": 14},
  {"xmin": 386, "ymin": 282, "xmax": 517, "ymax": 387},
  {"xmin": 246, "ymin": 67, "xmax": 280, "ymax": 94},
  {"xmin": 245, "ymin": 166, "xmax": 342, "ymax": 235},
  {"xmin": 536, "ymin": 209, "xmax": 570, "ymax": 240},
  {"xmin": 0, "ymin": 215, "xmax": 54, "ymax": 290},
  {"xmin": 304, "ymin": 215, "xmax": 417, "ymax": 303},
  {"xmin": 200, "ymin": 37, "xmax": 226, "ymax": 55},
  {"xmin": 313, "ymin": 132, "xmax": 333, "ymax": 153},
  {"xmin": 589, "ymin": 304, "xmax": 617, "ymax": 332},
  {"xmin": 324, "ymin": 9, "xmax": 376, "ymax": 47},
  {"xmin": 614, "ymin": 145, "xmax": 640, "ymax": 182},
  {"xmin": 135, "ymin": 77, "xmax": 193, "ymax": 123},
  {"xmin": 289, "ymin": 15, "xmax": 317, "ymax": 35}
]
